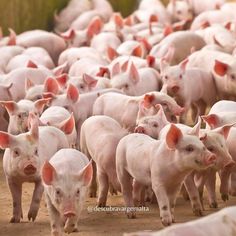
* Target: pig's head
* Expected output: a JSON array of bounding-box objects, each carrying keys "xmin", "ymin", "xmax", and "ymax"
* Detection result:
[
  {"xmin": 143, "ymin": 92, "xmax": 184, "ymax": 122},
  {"xmin": 167, "ymin": 0, "xmax": 193, "ymax": 23},
  {"xmin": 135, "ymin": 104, "xmax": 169, "ymax": 139},
  {"xmin": 0, "ymin": 117, "xmax": 40, "ymax": 177},
  {"xmin": 42, "ymin": 159, "xmax": 93, "ymax": 220},
  {"xmin": 214, "ymin": 60, "xmax": 236, "ymax": 94},
  {"xmin": 166, "ymin": 124, "xmax": 216, "ymax": 171},
  {"xmin": 110, "ymin": 62, "xmax": 140, "ymax": 95},
  {"xmin": 200, "ymin": 124, "xmax": 235, "ymax": 170},
  {"xmin": 0, "ymin": 98, "xmax": 49, "ymax": 134},
  {"xmin": 160, "ymin": 59, "xmax": 188, "ymax": 98},
  {"xmin": 44, "ymin": 83, "xmax": 79, "ymax": 113}
]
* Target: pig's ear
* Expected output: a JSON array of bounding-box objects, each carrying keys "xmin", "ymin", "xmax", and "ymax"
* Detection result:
[
  {"xmin": 83, "ymin": 74, "xmax": 98, "ymax": 88},
  {"xmin": 79, "ymin": 160, "xmax": 93, "ymax": 186},
  {"xmin": 67, "ymin": 84, "xmax": 79, "ymax": 103},
  {"xmin": 215, "ymin": 123, "xmax": 235, "ymax": 139},
  {"xmin": 214, "ymin": 60, "xmax": 229, "ymax": 76},
  {"xmin": 96, "ymin": 67, "xmax": 110, "ymax": 77},
  {"xmin": 163, "ymin": 46, "xmax": 175, "ymax": 64},
  {"xmin": 137, "ymin": 102, "xmax": 148, "ymax": 120},
  {"xmin": 166, "ymin": 124, "xmax": 183, "ymax": 150},
  {"xmin": 25, "ymin": 78, "xmax": 35, "ymax": 91},
  {"xmin": 42, "ymin": 161, "xmax": 57, "ymax": 185},
  {"xmin": 146, "ymin": 55, "xmax": 155, "ymax": 67},
  {"xmin": 43, "ymin": 92, "xmax": 56, "ymax": 100},
  {"xmin": 111, "ymin": 62, "xmax": 121, "ymax": 77},
  {"xmin": 113, "ymin": 13, "xmax": 124, "ymax": 29},
  {"xmin": 224, "ymin": 22, "xmax": 232, "ymax": 30},
  {"xmin": 34, "ymin": 98, "xmax": 51, "ymax": 114},
  {"xmin": 157, "ymin": 104, "xmax": 169, "ymax": 125},
  {"xmin": 132, "ymin": 45, "xmax": 143, "ymax": 57},
  {"xmin": 0, "ymin": 101, "xmax": 18, "ymax": 115},
  {"xmin": 0, "ymin": 132, "xmax": 15, "ymax": 149},
  {"xmin": 201, "ymin": 114, "xmax": 219, "ymax": 129},
  {"xmin": 163, "ymin": 25, "xmax": 173, "ymax": 37},
  {"xmin": 143, "ymin": 94, "xmax": 154, "ymax": 108},
  {"xmin": 180, "ymin": 58, "xmax": 188, "ymax": 73},
  {"xmin": 107, "ymin": 46, "xmax": 119, "ymax": 61},
  {"xmin": 27, "ymin": 60, "xmax": 38, "ymax": 69},
  {"xmin": 60, "ymin": 29, "xmax": 76, "ymax": 41},
  {"xmin": 200, "ymin": 21, "xmax": 210, "ymax": 29},
  {"xmin": 28, "ymin": 112, "xmax": 39, "ymax": 141},
  {"xmin": 58, "ymin": 113, "xmax": 75, "ymax": 135},
  {"xmin": 53, "ymin": 62, "xmax": 68, "ymax": 76},
  {"xmin": 87, "ymin": 17, "xmax": 103, "ymax": 39},
  {"xmin": 55, "ymin": 73, "xmax": 69, "ymax": 88},
  {"xmin": 44, "ymin": 77, "xmax": 59, "ymax": 94},
  {"xmin": 121, "ymin": 60, "xmax": 129, "ymax": 72},
  {"xmin": 129, "ymin": 63, "xmax": 140, "ymax": 83},
  {"xmin": 7, "ymin": 28, "xmax": 16, "ymax": 46},
  {"xmin": 160, "ymin": 58, "xmax": 169, "ymax": 73},
  {"xmin": 188, "ymin": 116, "xmax": 201, "ymax": 136}
]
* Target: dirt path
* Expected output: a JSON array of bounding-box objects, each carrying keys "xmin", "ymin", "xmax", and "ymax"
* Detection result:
[{"xmin": 0, "ymin": 157, "xmax": 235, "ymax": 236}]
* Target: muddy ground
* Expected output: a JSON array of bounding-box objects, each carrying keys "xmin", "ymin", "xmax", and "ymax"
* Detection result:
[{"xmin": 0, "ymin": 156, "xmax": 235, "ymax": 236}]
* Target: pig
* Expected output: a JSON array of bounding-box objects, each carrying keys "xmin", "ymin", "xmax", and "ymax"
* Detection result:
[
  {"xmin": 167, "ymin": 0, "xmax": 193, "ymax": 23},
  {"xmin": 2, "ymin": 67, "xmax": 52, "ymax": 101},
  {"xmin": 54, "ymin": 0, "xmax": 92, "ymax": 32},
  {"xmin": 93, "ymin": 91, "xmax": 184, "ymax": 131},
  {"xmin": 150, "ymin": 31, "xmax": 206, "ymax": 65},
  {"xmin": 0, "ymin": 46, "xmax": 24, "ymax": 74},
  {"xmin": 41, "ymin": 148, "xmax": 93, "ymax": 235},
  {"xmin": 6, "ymin": 47, "xmax": 55, "ymax": 72},
  {"xmin": 80, "ymin": 115, "xmax": 127, "ymax": 203},
  {"xmin": 0, "ymin": 113, "xmax": 69, "ymax": 223},
  {"xmin": 68, "ymin": 74, "xmax": 111, "ymax": 93},
  {"xmin": 124, "ymin": 206, "xmax": 236, "ymax": 236},
  {"xmin": 160, "ymin": 59, "xmax": 217, "ymax": 123},
  {"xmin": 110, "ymin": 62, "xmax": 161, "ymax": 96},
  {"xmin": 190, "ymin": 10, "xmax": 235, "ymax": 31},
  {"xmin": 187, "ymin": 49, "xmax": 236, "ymax": 99},
  {"xmin": 58, "ymin": 47, "xmax": 107, "ymax": 70},
  {"xmin": 0, "ymin": 98, "xmax": 50, "ymax": 135},
  {"xmin": 40, "ymin": 106, "xmax": 77, "ymax": 148},
  {"xmin": 116, "ymin": 124, "xmax": 216, "ymax": 225}
]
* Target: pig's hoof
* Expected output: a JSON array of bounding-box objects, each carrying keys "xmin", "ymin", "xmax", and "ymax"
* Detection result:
[
  {"xmin": 10, "ymin": 216, "xmax": 21, "ymax": 223},
  {"xmin": 126, "ymin": 211, "xmax": 136, "ymax": 219},
  {"xmin": 97, "ymin": 202, "xmax": 106, "ymax": 207},
  {"xmin": 64, "ymin": 223, "xmax": 78, "ymax": 234},
  {"xmin": 51, "ymin": 230, "xmax": 62, "ymax": 236},
  {"xmin": 193, "ymin": 208, "xmax": 203, "ymax": 216},
  {"xmin": 89, "ymin": 190, "xmax": 97, "ymax": 198},
  {"xmin": 109, "ymin": 186, "xmax": 118, "ymax": 195},
  {"xmin": 28, "ymin": 209, "xmax": 38, "ymax": 222},
  {"xmin": 209, "ymin": 202, "xmax": 218, "ymax": 208},
  {"xmin": 161, "ymin": 214, "xmax": 172, "ymax": 226},
  {"xmin": 221, "ymin": 193, "xmax": 229, "ymax": 202}
]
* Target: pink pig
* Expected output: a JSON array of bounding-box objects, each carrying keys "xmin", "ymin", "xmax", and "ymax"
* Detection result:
[
  {"xmin": 116, "ymin": 124, "xmax": 216, "ymax": 225},
  {"xmin": 0, "ymin": 114, "xmax": 69, "ymax": 223},
  {"xmin": 42, "ymin": 148, "xmax": 93, "ymax": 235}
]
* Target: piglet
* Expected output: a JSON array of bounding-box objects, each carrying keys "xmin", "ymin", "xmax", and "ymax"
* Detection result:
[{"xmin": 42, "ymin": 148, "xmax": 93, "ymax": 236}]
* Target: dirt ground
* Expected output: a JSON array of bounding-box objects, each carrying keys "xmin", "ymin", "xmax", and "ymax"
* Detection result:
[{"xmin": 0, "ymin": 157, "xmax": 236, "ymax": 236}]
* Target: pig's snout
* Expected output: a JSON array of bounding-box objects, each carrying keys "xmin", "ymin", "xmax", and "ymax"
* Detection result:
[
  {"xmin": 171, "ymin": 85, "xmax": 180, "ymax": 94},
  {"xmin": 64, "ymin": 211, "xmax": 76, "ymax": 218},
  {"xmin": 205, "ymin": 154, "xmax": 217, "ymax": 166},
  {"xmin": 134, "ymin": 126, "xmax": 146, "ymax": 134},
  {"xmin": 24, "ymin": 164, "xmax": 37, "ymax": 175}
]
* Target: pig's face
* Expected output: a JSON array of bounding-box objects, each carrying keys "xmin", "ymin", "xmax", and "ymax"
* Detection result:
[
  {"xmin": 25, "ymin": 85, "xmax": 44, "ymax": 101},
  {"xmin": 50, "ymin": 94, "xmax": 74, "ymax": 113},
  {"xmin": 172, "ymin": 1, "xmax": 193, "ymax": 22},
  {"xmin": 161, "ymin": 66, "xmax": 184, "ymax": 98},
  {"xmin": 13, "ymin": 111, "xmax": 30, "ymax": 133}
]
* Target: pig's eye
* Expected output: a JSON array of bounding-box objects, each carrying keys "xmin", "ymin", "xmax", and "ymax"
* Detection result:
[
  {"xmin": 34, "ymin": 148, "xmax": 38, "ymax": 155},
  {"xmin": 161, "ymin": 102, "xmax": 168, "ymax": 108},
  {"xmin": 18, "ymin": 114, "xmax": 22, "ymax": 119},
  {"xmin": 164, "ymin": 75, "xmax": 168, "ymax": 80},
  {"xmin": 179, "ymin": 74, "xmax": 183, "ymax": 79},
  {"xmin": 177, "ymin": 10, "xmax": 182, "ymax": 15},
  {"xmin": 13, "ymin": 149, "xmax": 20, "ymax": 157},
  {"xmin": 124, "ymin": 84, "xmax": 129, "ymax": 89},
  {"xmin": 76, "ymin": 189, "xmax": 80, "ymax": 196},
  {"xmin": 63, "ymin": 106, "xmax": 69, "ymax": 111},
  {"xmin": 36, "ymin": 95, "xmax": 42, "ymax": 100},
  {"xmin": 79, "ymin": 84, "xmax": 84, "ymax": 89},
  {"xmin": 231, "ymin": 75, "xmax": 235, "ymax": 80},
  {"xmin": 153, "ymin": 123, "xmax": 158, "ymax": 128},
  {"xmin": 208, "ymin": 146, "xmax": 214, "ymax": 152},
  {"xmin": 185, "ymin": 145, "xmax": 194, "ymax": 152},
  {"xmin": 55, "ymin": 188, "xmax": 61, "ymax": 196}
]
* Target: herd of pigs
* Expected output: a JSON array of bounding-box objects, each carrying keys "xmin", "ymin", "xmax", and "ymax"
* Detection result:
[{"xmin": 1, "ymin": 0, "xmax": 236, "ymax": 235}]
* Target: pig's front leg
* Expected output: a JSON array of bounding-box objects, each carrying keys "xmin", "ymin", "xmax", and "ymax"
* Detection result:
[
  {"xmin": 89, "ymin": 160, "xmax": 97, "ymax": 198},
  {"xmin": 152, "ymin": 184, "xmax": 172, "ymax": 226},
  {"xmin": 229, "ymin": 173, "xmax": 236, "ymax": 196},
  {"xmin": 219, "ymin": 168, "xmax": 231, "ymax": 202},
  {"xmin": 28, "ymin": 180, "xmax": 44, "ymax": 221},
  {"xmin": 8, "ymin": 178, "xmax": 23, "ymax": 223},
  {"xmin": 45, "ymin": 194, "xmax": 62, "ymax": 236},
  {"xmin": 64, "ymin": 216, "xmax": 79, "ymax": 234},
  {"xmin": 97, "ymin": 167, "xmax": 109, "ymax": 207},
  {"xmin": 205, "ymin": 169, "xmax": 217, "ymax": 208},
  {"xmin": 184, "ymin": 172, "xmax": 203, "ymax": 216}
]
